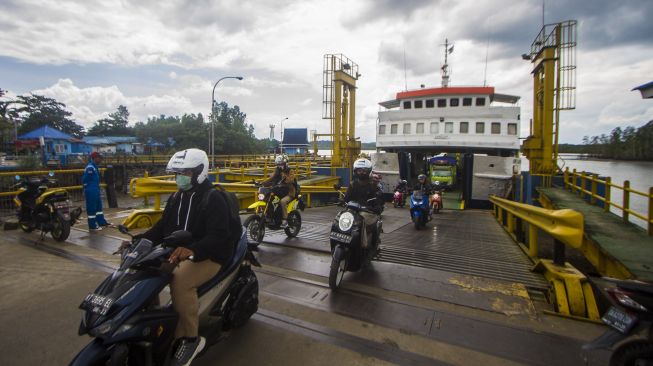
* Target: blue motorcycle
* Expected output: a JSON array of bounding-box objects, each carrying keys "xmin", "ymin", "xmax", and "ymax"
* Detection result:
[{"xmin": 410, "ymin": 189, "xmax": 431, "ymax": 230}]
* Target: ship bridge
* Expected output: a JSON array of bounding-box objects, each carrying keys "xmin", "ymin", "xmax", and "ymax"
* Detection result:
[{"xmin": 377, "ymin": 86, "xmax": 521, "ymax": 154}]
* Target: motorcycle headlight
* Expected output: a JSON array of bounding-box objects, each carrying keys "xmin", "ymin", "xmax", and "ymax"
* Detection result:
[
  {"xmin": 258, "ymin": 193, "xmax": 265, "ymax": 201},
  {"xmin": 338, "ymin": 212, "xmax": 355, "ymax": 232}
]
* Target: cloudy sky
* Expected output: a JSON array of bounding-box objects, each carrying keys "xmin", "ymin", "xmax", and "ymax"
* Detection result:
[{"xmin": 1, "ymin": 0, "xmax": 651, "ymax": 143}]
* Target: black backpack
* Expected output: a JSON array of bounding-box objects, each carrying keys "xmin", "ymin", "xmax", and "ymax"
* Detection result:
[{"xmin": 199, "ymin": 185, "xmax": 243, "ymax": 245}]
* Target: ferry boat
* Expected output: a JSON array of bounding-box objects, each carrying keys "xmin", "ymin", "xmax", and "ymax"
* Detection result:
[{"xmin": 374, "ymin": 40, "xmax": 522, "ymax": 207}]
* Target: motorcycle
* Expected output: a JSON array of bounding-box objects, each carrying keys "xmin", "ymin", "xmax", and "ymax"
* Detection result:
[
  {"xmin": 392, "ymin": 180, "xmax": 408, "ymax": 208},
  {"xmin": 243, "ymin": 184, "xmax": 305, "ymax": 245},
  {"xmin": 410, "ymin": 189, "xmax": 431, "ymax": 230},
  {"xmin": 12, "ymin": 172, "xmax": 82, "ymax": 241},
  {"xmin": 328, "ymin": 185, "xmax": 382, "ymax": 289},
  {"xmin": 583, "ymin": 277, "xmax": 653, "ymax": 366},
  {"xmin": 70, "ymin": 225, "xmax": 261, "ymax": 366},
  {"xmin": 430, "ymin": 182, "xmax": 444, "ymax": 214}
]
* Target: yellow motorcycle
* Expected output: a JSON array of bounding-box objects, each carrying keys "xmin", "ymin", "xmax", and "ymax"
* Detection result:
[
  {"xmin": 243, "ymin": 184, "xmax": 304, "ymax": 245},
  {"xmin": 13, "ymin": 172, "xmax": 82, "ymax": 241}
]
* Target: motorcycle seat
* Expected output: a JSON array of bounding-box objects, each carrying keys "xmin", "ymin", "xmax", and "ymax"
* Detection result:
[{"xmin": 197, "ymin": 229, "xmax": 247, "ymax": 297}]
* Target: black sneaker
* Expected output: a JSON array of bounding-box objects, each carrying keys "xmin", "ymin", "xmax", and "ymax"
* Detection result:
[{"xmin": 171, "ymin": 337, "xmax": 206, "ymax": 366}]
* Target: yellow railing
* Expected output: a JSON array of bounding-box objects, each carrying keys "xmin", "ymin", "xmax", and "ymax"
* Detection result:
[
  {"xmin": 0, "ymin": 168, "xmax": 106, "ymax": 198},
  {"xmin": 564, "ymin": 168, "xmax": 653, "ymax": 235},
  {"xmin": 489, "ymin": 195, "xmax": 599, "ymax": 320},
  {"xmin": 490, "ymin": 195, "xmax": 584, "ymax": 258}
]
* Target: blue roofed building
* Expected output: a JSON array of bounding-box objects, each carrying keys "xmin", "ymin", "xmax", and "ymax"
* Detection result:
[
  {"xmin": 17, "ymin": 125, "xmax": 90, "ymax": 166},
  {"xmin": 83, "ymin": 136, "xmax": 141, "ymax": 154},
  {"xmin": 632, "ymin": 81, "xmax": 653, "ymax": 99},
  {"xmin": 281, "ymin": 128, "xmax": 309, "ymax": 155}
]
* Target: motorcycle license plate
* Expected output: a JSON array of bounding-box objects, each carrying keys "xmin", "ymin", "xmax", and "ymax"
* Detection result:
[
  {"xmin": 80, "ymin": 293, "xmax": 114, "ymax": 315},
  {"xmin": 330, "ymin": 232, "xmax": 352, "ymax": 243},
  {"xmin": 602, "ymin": 306, "xmax": 637, "ymax": 334}
]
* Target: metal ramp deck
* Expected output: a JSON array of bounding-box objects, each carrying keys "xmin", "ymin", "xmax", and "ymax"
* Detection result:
[{"xmin": 261, "ymin": 205, "xmax": 549, "ymax": 291}]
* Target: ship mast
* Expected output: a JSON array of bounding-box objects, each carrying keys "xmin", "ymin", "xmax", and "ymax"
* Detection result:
[{"xmin": 441, "ymin": 38, "xmax": 453, "ymax": 87}]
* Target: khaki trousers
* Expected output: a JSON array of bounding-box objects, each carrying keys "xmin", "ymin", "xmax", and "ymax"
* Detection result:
[
  {"xmin": 167, "ymin": 259, "xmax": 221, "ymax": 339},
  {"xmin": 280, "ymin": 195, "xmax": 292, "ymax": 219}
]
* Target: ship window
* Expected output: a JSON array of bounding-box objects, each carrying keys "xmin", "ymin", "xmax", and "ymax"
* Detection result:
[
  {"xmin": 450, "ymin": 98, "xmax": 459, "ymax": 107},
  {"xmin": 508, "ymin": 123, "xmax": 517, "ymax": 135},
  {"xmin": 476, "ymin": 97, "xmax": 486, "ymax": 106},
  {"xmin": 430, "ymin": 122, "xmax": 439, "ymax": 134},
  {"xmin": 414, "ymin": 100, "xmax": 423, "ymax": 109},
  {"xmin": 403, "ymin": 123, "xmax": 411, "ymax": 134},
  {"xmin": 425, "ymin": 99, "xmax": 434, "ymax": 108},
  {"xmin": 444, "ymin": 122, "xmax": 454, "ymax": 133},
  {"xmin": 463, "ymin": 97, "xmax": 472, "ymax": 106},
  {"xmin": 403, "ymin": 101, "xmax": 412, "ymax": 109},
  {"xmin": 391, "ymin": 124, "xmax": 398, "ymax": 134},
  {"xmin": 491, "ymin": 122, "xmax": 501, "ymax": 134},
  {"xmin": 416, "ymin": 123, "xmax": 424, "ymax": 134},
  {"xmin": 379, "ymin": 125, "xmax": 386, "ymax": 135},
  {"xmin": 437, "ymin": 99, "xmax": 446, "ymax": 107},
  {"xmin": 476, "ymin": 122, "xmax": 485, "ymax": 134},
  {"xmin": 460, "ymin": 122, "xmax": 469, "ymax": 134}
]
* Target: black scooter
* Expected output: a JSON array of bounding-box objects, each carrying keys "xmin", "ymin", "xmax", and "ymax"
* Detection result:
[
  {"xmin": 328, "ymin": 185, "xmax": 382, "ymax": 289},
  {"xmin": 69, "ymin": 226, "xmax": 260, "ymax": 366},
  {"xmin": 583, "ymin": 277, "xmax": 653, "ymax": 365}
]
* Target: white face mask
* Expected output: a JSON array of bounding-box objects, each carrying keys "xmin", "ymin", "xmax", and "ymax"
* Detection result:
[{"xmin": 175, "ymin": 174, "xmax": 193, "ymax": 191}]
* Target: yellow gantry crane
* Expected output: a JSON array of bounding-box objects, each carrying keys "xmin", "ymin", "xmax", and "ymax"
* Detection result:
[
  {"xmin": 320, "ymin": 54, "xmax": 361, "ymax": 168},
  {"xmin": 522, "ymin": 20, "xmax": 577, "ymax": 184}
]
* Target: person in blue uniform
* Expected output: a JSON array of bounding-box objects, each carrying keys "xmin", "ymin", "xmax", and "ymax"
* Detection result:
[{"xmin": 83, "ymin": 152, "xmax": 110, "ymax": 231}]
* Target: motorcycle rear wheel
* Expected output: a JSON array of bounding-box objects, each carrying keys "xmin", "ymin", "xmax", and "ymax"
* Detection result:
[
  {"xmin": 329, "ymin": 247, "xmax": 346, "ymax": 289},
  {"xmin": 284, "ymin": 211, "xmax": 301, "ymax": 237},
  {"xmin": 51, "ymin": 216, "xmax": 70, "ymax": 242},
  {"xmin": 610, "ymin": 342, "xmax": 653, "ymax": 366}
]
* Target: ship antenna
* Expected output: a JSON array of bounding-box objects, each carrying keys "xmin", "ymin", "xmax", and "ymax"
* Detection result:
[
  {"xmin": 441, "ymin": 38, "xmax": 453, "ymax": 87},
  {"xmin": 403, "ymin": 46, "xmax": 408, "ymax": 91},
  {"xmin": 483, "ymin": 36, "xmax": 489, "ymax": 87}
]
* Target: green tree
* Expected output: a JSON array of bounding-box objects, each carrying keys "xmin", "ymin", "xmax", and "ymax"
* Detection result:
[
  {"xmin": 88, "ymin": 105, "xmax": 132, "ymax": 136},
  {"xmin": 14, "ymin": 94, "xmax": 85, "ymax": 137}
]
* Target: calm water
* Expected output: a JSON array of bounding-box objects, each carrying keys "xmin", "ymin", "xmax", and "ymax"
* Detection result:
[{"xmin": 555, "ymin": 154, "xmax": 653, "ymax": 229}]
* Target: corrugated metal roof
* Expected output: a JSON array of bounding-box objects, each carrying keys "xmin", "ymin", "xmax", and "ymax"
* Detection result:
[{"xmin": 18, "ymin": 125, "xmax": 75, "ymax": 140}]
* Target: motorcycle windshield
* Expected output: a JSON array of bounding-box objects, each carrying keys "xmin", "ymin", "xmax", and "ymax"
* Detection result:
[
  {"xmin": 120, "ymin": 239, "xmax": 153, "ymax": 271},
  {"xmin": 412, "ymin": 190, "xmax": 423, "ymax": 200}
]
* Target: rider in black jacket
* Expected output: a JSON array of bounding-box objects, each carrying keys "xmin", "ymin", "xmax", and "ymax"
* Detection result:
[
  {"xmin": 137, "ymin": 148, "xmax": 232, "ymax": 366},
  {"xmin": 344, "ymin": 158, "xmax": 382, "ymax": 248}
]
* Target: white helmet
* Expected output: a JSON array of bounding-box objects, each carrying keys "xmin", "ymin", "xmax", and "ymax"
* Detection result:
[
  {"xmin": 274, "ymin": 155, "xmax": 288, "ymax": 166},
  {"xmin": 353, "ymin": 158, "xmax": 372, "ymax": 171},
  {"xmin": 166, "ymin": 148, "xmax": 209, "ymax": 185}
]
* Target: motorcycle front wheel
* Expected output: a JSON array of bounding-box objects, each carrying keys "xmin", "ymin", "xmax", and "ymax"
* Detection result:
[
  {"xmin": 244, "ymin": 214, "xmax": 265, "ymax": 244},
  {"xmin": 20, "ymin": 222, "xmax": 34, "ymax": 233},
  {"xmin": 329, "ymin": 247, "xmax": 346, "ymax": 289},
  {"xmin": 284, "ymin": 211, "xmax": 301, "ymax": 237},
  {"xmin": 610, "ymin": 342, "xmax": 653, "ymax": 366},
  {"xmin": 51, "ymin": 216, "xmax": 70, "ymax": 242}
]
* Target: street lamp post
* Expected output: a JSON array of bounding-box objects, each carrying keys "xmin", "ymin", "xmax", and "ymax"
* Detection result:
[
  {"xmin": 278, "ymin": 117, "xmax": 288, "ymax": 154},
  {"xmin": 211, "ymin": 76, "xmax": 243, "ymax": 170}
]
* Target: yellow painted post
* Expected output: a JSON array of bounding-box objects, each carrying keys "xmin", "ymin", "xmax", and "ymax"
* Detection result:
[
  {"xmin": 572, "ymin": 169, "xmax": 577, "ymax": 194},
  {"xmin": 623, "ymin": 180, "xmax": 630, "ymax": 223},
  {"xmin": 240, "ymin": 166, "xmax": 245, "ymax": 182},
  {"xmin": 580, "ymin": 172, "xmax": 586, "ymax": 200},
  {"xmin": 591, "ymin": 174, "xmax": 598, "ymax": 205},
  {"xmin": 308, "ymin": 161, "xmax": 312, "ymax": 178},
  {"xmin": 143, "ymin": 171, "xmax": 150, "ymax": 206},
  {"xmin": 507, "ymin": 212, "xmax": 515, "ymax": 234},
  {"xmin": 648, "ymin": 187, "xmax": 653, "ymax": 235},
  {"xmin": 307, "ymin": 193, "xmax": 311, "ymax": 208},
  {"xmin": 605, "ymin": 177, "xmax": 612, "ymax": 213},
  {"xmin": 528, "ymin": 224, "xmax": 538, "ymax": 258},
  {"xmin": 154, "ymin": 194, "xmax": 161, "ymax": 211},
  {"xmin": 564, "ymin": 167, "xmax": 569, "ymax": 189}
]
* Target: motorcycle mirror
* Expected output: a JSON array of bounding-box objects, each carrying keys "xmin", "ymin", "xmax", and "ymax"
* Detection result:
[
  {"xmin": 163, "ymin": 230, "xmax": 193, "ymax": 247},
  {"xmin": 14, "ymin": 175, "xmax": 20, "ymax": 180}
]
